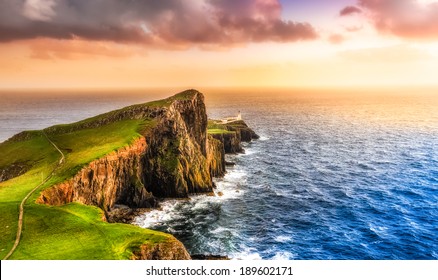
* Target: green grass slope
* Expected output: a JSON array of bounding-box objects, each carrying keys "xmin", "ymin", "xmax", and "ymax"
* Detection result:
[
  {"xmin": 0, "ymin": 94, "xmax": 192, "ymax": 260},
  {"xmin": 207, "ymin": 120, "xmax": 235, "ymax": 135}
]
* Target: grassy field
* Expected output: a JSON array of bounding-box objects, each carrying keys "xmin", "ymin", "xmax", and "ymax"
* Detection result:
[
  {"xmin": 207, "ymin": 128, "xmax": 235, "ymax": 135},
  {"xmin": 207, "ymin": 120, "xmax": 235, "ymax": 135},
  {"xmin": 0, "ymin": 132, "xmax": 59, "ymax": 258},
  {"xmin": 0, "ymin": 95, "xmax": 185, "ymax": 260}
]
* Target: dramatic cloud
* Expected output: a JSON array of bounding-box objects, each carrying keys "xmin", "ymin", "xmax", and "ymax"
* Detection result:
[
  {"xmin": 339, "ymin": 6, "xmax": 362, "ymax": 17},
  {"xmin": 0, "ymin": 0, "xmax": 317, "ymax": 46},
  {"xmin": 349, "ymin": 0, "xmax": 438, "ymax": 39}
]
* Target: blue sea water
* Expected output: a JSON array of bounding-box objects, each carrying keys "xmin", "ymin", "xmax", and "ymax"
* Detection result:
[{"xmin": 1, "ymin": 88, "xmax": 437, "ymax": 259}]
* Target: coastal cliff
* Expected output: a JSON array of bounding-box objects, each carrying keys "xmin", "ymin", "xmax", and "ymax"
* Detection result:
[
  {"xmin": 0, "ymin": 89, "xmax": 257, "ymax": 260},
  {"xmin": 36, "ymin": 137, "xmax": 156, "ymax": 209},
  {"xmin": 37, "ymin": 90, "xmax": 225, "ymax": 211}
]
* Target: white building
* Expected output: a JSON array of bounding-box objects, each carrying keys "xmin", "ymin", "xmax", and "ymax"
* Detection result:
[{"xmin": 220, "ymin": 111, "xmax": 242, "ymax": 123}]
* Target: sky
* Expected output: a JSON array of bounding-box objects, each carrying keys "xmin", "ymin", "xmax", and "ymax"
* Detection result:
[{"xmin": 1, "ymin": 0, "xmax": 438, "ymax": 89}]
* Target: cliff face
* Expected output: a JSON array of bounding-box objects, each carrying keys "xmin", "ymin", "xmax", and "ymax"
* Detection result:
[
  {"xmin": 206, "ymin": 135, "xmax": 226, "ymax": 177},
  {"xmin": 210, "ymin": 120, "xmax": 260, "ymax": 153},
  {"xmin": 141, "ymin": 95, "xmax": 214, "ymax": 197},
  {"xmin": 224, "ymin": 120, "xmax": 259, "ymax": 142},
  {"xmin": 37, "ymin": 90, "xmax": 226, "ymax": 211},
  {"xmin": 210, "ymin": 132, "xmax": 242, "ymax": 154},
  {"xmin": 36, "ymin": 137, "xmax": 156, "ymax": 210}
]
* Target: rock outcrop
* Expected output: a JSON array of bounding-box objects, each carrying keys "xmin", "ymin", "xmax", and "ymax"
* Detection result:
[
  {"xmin": 209, "ymin": 120, "xmax": 259, "ymax": 153},
  {"xmin": 224, "ymin": 120, "xmax": 259, "ymax": 142},
  {"xmin": 210, "ymin": 132, "xmax": 242, "ymax": 153},
  {"xmin": 0, "ymin": 162, "xmax": 29, "ymax": 183},
  {"xmin": 36, "ymin": 137, "xmax": 156, "ymax": 210},
  {"xmin": 206, "ymin": 135, "xmax": 226, "ymax": 177},
  {"xmin": 37, "ymin": 90, "xmax": 225, "ymax": 211},
  {"xmin": 132, "ymin": 237, "xmax": 191, "ymax": 260}
]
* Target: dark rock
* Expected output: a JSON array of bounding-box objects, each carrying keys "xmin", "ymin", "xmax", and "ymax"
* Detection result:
[
  {"xmin": 225, "ymin": 120, "xmax": 259, "ymax": 142},
  {"xmin": 210, "ymin": 133, "xmax": 243, "ymax": 153},
  {"xmin": 207, "ymin": 135, "xmax": 226, "ymax": 177},
  {"xmin": 0, "ymin": 162, "xmax": 30, "ymax": 183},
  {"xmin": 209, "ymin": 119, "xmax": 259, "ymax": 155},
  {"xmin": 132, "ymin": 238, "xmax": 192, "ymax": 260},
  {"xmin": 106, "ymin": 205, "xmax": 148, "ymax": 224},
  {"xmin": 191, "ymin": 254, "xmax": 229, "ymax": 260}
]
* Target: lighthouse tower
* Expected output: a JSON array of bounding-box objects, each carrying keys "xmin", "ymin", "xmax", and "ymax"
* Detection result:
[{"xmin": 237, "ymin": 111, "xmax": 242, "ymax": 120}]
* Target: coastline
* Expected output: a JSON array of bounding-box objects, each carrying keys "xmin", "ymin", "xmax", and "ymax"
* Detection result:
[{"xmin": 0, "ymin": 90, "xmax": 258, "ymax": 260}]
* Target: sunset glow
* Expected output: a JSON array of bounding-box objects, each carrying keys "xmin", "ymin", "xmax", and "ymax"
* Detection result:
[{"xmin": 1, "ymin": 0, "xmax": 438, "ymax": 89}]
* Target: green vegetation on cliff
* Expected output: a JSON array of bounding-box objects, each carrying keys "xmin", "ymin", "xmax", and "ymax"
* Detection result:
[
  {"xmin": 0, "ymin": 91, "xmax": 200, "ymax": 260},
  {"xmin": 207, "ymin": 120, "xmax": 234, "ymax": 135}
]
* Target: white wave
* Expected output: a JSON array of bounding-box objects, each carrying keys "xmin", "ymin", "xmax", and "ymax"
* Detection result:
[
  {"xmin": 210, "ymin": 226, "xmax": 228, "ymax": 234},
  {"xmin": 241, "ymin": 148, "xmax": 257, "ymax": 155},
  {"xmin": 343, "ymin": 186, "xmax": 354, "ymax": 198},
  {"xmin": 210, "ymin": 226, "xmax": 238, "ymax": 239},
  {"xmin": 223, "ymin": 169, "xmax": 247, "ymax": 181},
  {"xmin": 274, "ymin": 235, "xmax": 293, "ymax": 243},
  {"xmin": 231, "ymin": 248, "xmax": 263, "ymax": 260},
  {"xmin": 273, "ymin": 188, "xmax": 290, "ymax": 197},
  {"xmin": 212, "ymin": 168, "xmax": 247, "ymax": 200},
  {"xmin": 271, "ymin": 251, "xmax": 294, "ymax": 260},
  {"xmin": 369, "ymin": 223, "xmax": 389, "ymax": 238},
  {"xmin": 214, "ymin": 180, "xmax": 245, "ymax": 200},
  {"xmin": 215, "ymin": 188, "xmax": 244, "ymax": 200},
  {"xmin": 133, "ymin": 199, "xmax": 180, "ymax": 228},
  {"xmin": 258, "ymin": 135, "xmax": 269, "ymax": 141},
  {"xmin": 135, "ymin": 184, "xmax": 242, "ymax": 229},
  {"xmin": 135, "ymin": 167, "xmax": 248, "ymax": 230}
]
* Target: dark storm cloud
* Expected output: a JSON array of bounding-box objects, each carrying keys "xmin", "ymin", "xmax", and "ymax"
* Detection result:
[
  {"xmin": 339, "ymin": 6, "xmax": 362, "ymax": 16},
  {"xmin": 0, "ymin": 0, "xmax": 318, "ymax": 46}
]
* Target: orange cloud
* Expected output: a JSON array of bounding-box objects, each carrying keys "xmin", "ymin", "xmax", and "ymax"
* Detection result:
[
  {"xmin": 28, "ymin": 38, "xmax": 143, "ymax": 60},
  {"xmin": 328, "ymin": 34, "xmax": 345, "ymax": 44}
]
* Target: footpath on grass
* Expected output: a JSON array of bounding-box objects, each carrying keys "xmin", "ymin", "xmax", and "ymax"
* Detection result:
[{"xmin": 3, "ymin": 130, "xmax": 65, "ymax": 260}]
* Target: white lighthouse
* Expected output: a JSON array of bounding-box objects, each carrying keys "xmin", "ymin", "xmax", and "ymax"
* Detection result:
[{"xmin": 237, "ymin": 111, "xmax": 242, "ymax": 120}]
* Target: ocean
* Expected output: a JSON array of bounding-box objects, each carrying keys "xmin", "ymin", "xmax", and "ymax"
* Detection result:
[{"xmin": 1, "ymin": 88, "xmax": 437, "ymax": 260}]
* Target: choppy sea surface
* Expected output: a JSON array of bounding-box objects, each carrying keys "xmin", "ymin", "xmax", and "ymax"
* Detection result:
[{"xmin": 1, "ymin": 88, "xmax": 437, "ymax": 259}]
